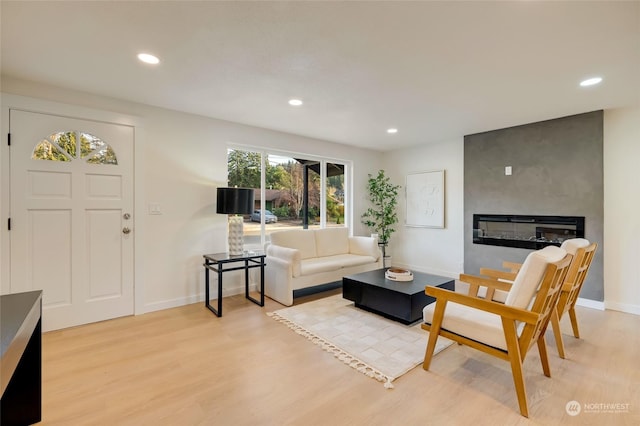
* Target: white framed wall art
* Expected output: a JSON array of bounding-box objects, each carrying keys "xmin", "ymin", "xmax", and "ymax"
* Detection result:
[{"xmin": 405, "ymin": 170, "xmax": 445, "ymax": 228}]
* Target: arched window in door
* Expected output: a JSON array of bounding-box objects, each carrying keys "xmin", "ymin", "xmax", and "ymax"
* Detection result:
[{"xmin": 32, "ymin": 131, "xmax": 118, "ymax": 165}]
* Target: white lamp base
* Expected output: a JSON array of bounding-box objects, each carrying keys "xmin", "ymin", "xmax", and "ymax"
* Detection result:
[{"xmin": 228, "ymin": 215, "xmax": 244, "ymax": 256}]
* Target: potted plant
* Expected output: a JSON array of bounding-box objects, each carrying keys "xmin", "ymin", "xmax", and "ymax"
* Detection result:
[{"xmin": 361, "ymin": 170, "xmax": 401, "ymax": 267}]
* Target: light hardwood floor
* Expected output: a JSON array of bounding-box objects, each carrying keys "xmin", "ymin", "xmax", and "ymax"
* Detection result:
[{"xmin": 39, "ymin": 289, "xmax": 639, "ymax": 425}]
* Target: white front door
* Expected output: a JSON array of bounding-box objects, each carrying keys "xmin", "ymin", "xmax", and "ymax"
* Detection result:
[{"xmin": 9, "ymin": 109, "xmax": 134, "ymax": 331}]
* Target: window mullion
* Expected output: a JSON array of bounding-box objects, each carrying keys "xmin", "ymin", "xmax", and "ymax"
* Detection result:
[
  {"xmin": 260, "ymin": 151, "xmax": 267, "ymax": 247},
  {"xmin": 76, "ymin": 131, "xmax": 81, "ymax": 159},
  {"xmin": 320, "ymin": 160, "xmax": 327, "ymax": 228}
]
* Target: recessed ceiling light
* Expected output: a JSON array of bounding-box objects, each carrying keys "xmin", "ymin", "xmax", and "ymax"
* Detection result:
[
  {"xmin": 387, "ymin": 128, "xmax": 398, "ymax": 134},
  {"xmin": 288, "ymin": 99, "xmax": 303, "ymax": 106},
  {"xmin": 137, "ymin": 53, "xmax": 160, "ymax": 65},
  {"xmin": 580, "ymin": 77, "xmax": 602, "ymax": 87}
]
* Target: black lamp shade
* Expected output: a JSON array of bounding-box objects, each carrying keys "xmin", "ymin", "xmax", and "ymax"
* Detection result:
[{"xmin": 216, "ymin": 187, "xmax": 254, "ymax": 215}]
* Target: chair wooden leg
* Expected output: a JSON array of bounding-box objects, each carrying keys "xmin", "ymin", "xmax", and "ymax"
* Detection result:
[
  {"xmin": 550, "ymin": 309, "xmax": 566, "ymax": 359},
  {"xmin": 568, "ymin": 307, "xmax": 580, "ymax": 338},
  {"xmin": 537, "ymin": 335, "xmax": 551, "ymax": 377},
  {"xmin": 423, "ymin": 300, "xmax": 447, "ymax": 370},
  {"xmin": 502, "ymin": 318, "xmax": 529, "ymax": 418}
]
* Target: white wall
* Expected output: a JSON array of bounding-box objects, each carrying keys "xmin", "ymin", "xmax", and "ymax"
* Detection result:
[
  {"xmin": 381, "ymin": 138, "xmax": 464, "ymax": 278},
  {"xmin": 603, "ymin": 106, "xmax": 640, "ymax": 315},
  {"xmin": 0, "ymin": 77, "xmax": 382, "ymax": 312}
]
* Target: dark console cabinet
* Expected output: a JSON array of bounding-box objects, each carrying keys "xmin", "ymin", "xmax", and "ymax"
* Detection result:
[{"xmin": 1, "ymin": 291, "xmax": 42, "ymax": 425}]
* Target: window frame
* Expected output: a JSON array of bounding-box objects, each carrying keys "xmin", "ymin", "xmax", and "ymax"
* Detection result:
[{"xmin": 227, "ymin": 145, "xmax": 352, "ymax": 249}]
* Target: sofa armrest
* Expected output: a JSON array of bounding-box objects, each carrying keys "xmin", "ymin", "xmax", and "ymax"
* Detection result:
[
  {"xmin": 348, "ymin": 236, "xmax": 380, "ymax": 260},
  {"xmin": 266, "ymin": 244, "xmax": 302, "ymax": 277},
  {"xmin": 264, "ymin": 256, "xmax": 295, "ymax": 306}
]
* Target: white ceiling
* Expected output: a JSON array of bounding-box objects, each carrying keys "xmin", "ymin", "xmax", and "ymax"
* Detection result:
[{"xmin": 2, "ymin": 1, "xmax": 639, "ymax": 151}]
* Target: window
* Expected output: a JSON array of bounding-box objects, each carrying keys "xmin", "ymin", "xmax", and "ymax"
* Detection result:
[
  {"xmin": 227, "ymin": 148, "xmax": 348, "ymax": 248},
  {"xmin": 32, "ymin": 131, "xmax": 118, "ymax": 165}
]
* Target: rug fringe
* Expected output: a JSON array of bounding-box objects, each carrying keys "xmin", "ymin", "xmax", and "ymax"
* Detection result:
[{"xmin": 268, "ymin": 311, "xmax": 395, "ymax": 389}]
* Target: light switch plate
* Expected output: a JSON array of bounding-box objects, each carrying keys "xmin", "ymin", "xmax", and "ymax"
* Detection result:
[{"xmin": 149, "ymin": 203, "xmax": 162, "ymax": 215}]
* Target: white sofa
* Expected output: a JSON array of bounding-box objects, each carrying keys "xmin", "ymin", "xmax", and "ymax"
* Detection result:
[{"xmin": 265, "ymin": 227, "xmax": 383, "ymax": 306}]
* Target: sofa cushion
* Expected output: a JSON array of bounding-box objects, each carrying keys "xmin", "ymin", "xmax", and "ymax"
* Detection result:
[
  {"xmin": 349, "ymin": 236, "xmax": 380, "ymax": 259},
  {"xmin": 504, "ymin": 245, "xmax": 567, "ymax": 309},
  {"xmin": 423, "ymin": 302, "xmax": 524, "ymax": 351},
  {"xmin": 270, "ymin": 229, "xmax": 317, "ymax": 260},
  {"xmin": 328, "ymin": 253, "xmax": 378, "ymax": 268},
  {"xmin": 300, "ymin": 257, "xmax": 343, "ymax": 276},
  {"xmin": 315, "ymin": 227, "xmax": 349, "ymax": 257},
  {"xmin": 300, "ymin": 253, "xmax": 378, "ymax": 276}
]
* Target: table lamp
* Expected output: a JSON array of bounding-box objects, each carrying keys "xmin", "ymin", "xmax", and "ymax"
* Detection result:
[{"xmin": 216, "ymin": 187, "xmax": 255, "ymax": 255}]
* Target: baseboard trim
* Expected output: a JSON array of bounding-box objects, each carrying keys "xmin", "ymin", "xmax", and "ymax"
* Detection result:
[
  {"xmin": 575, "ymin": 297, "xmax": 605, "ymax": 311},
  {"xmin": 143, "ymin": 283, "xmax": 258, "ymax": 314},
  {"xmin": 604, "ymin": 301, "xmax": 640, "ymax": 316}
]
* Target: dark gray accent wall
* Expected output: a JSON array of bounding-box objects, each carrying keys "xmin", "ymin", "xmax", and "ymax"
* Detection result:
[{"xmin": 464, "ymin": 111, "xmax": 603, "ymax": 301}]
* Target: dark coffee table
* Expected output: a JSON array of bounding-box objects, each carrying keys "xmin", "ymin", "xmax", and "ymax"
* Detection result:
[{"xmin": 343, "ymin": 269, "xmax": 455, "ymax": 325}]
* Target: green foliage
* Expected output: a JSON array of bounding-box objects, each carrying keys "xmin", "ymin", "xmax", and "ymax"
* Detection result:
[
  {"xmin": 33, "ymin": 140, "xmax": 70, "ymax": 161},
  {"xmin": 307, "ymin": 206, "xmax": 320, "ymax": 219},
  {"xmin": 266, "ymin": 164, "xmax": 289, "ymax": 189},
  {"xmin": 56, "ymin": 132, "xmax": 76, "ymax": 158},
  {"xmin": 228, "ymin": 151, "xmax": 301, "ymax": 192},
  {"xmin": 328, "ymin": 174, "xmax": 343, "ymax": 192},
  {"xmin": 85, "ymin": 146, "xmax": 117, "ymax": 165},
  {"xmin": 326, "ymin": 192, "xmax": 344, "ymax": 224},
  {"xmin": 228, "ymin": 150, "xmax": 261, "ymax": 188},
  {"xmin": 271, "ymin": 205, "xmax": 291, "ymax": 218},
  {"xmin": 361, "ymin": 170, "xmax": 400, "ymax": 245}
]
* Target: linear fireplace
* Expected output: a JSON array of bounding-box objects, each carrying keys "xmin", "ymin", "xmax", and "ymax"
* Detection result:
[{"xmin": 473, "ymin": 214, "xmax": 585, "ymax": 250}]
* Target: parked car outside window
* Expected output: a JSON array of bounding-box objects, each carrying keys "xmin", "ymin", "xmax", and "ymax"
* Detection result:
[{"xmin": 251, "ymin": 209, "xmax": 278, "ymax": 223}]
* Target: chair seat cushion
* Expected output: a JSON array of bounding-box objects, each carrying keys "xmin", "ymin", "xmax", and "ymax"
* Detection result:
[{"xmin": 423, "ymin": 302, "xmax": 523, "ymax": 351}]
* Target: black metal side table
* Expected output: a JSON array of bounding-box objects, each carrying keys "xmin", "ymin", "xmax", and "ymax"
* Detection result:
[{"xmin": 203, "ymin": 251, "xmax": 266, "ymax": 317}]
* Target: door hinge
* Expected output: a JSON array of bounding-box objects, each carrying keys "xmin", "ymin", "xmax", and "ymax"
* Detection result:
[
  {"xmin": 7, "ymin": 133, "xmax": 10, "ymax": 146},
  {"xmin": 7, "ymin": 218, "xmax": 11, "ymax": 231}
]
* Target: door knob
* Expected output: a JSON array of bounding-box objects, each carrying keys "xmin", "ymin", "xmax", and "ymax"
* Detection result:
[{"xmin": 122, "ymin": 227, "xmax": 131, "ymax": 235}]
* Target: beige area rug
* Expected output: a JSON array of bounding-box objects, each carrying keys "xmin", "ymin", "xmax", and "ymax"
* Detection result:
[{"xmin": 268, "ymin": 294, "xmax": 453, "ymax": 388}]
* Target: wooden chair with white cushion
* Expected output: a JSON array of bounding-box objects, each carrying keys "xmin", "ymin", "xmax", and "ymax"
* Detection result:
[
  {"xmin": 478, "ymin": 238, "xmax": 598, "ymax": 358},
  {"xmin": 422, "ymin": 246, "xmax": 572, "ymax": 417},
  {"xmin": 549, "ymin": 239, "xmax": 597, "ymax": 358}
]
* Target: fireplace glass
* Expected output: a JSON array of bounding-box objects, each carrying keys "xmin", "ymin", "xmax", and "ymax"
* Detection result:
[{"xmin": 473, "ymin": 214, "xmax": 585, "ymax": 249}]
